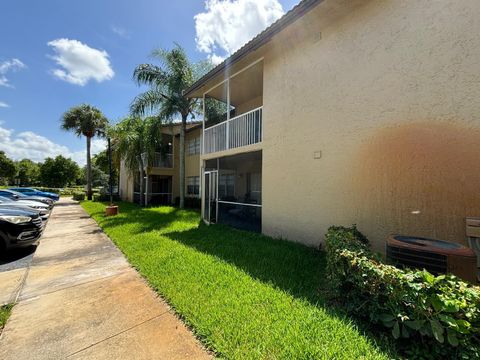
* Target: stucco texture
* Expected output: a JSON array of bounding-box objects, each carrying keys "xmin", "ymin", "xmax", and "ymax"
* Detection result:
[{"xmin": 261, "ymin": 0, "xmax": 480, "ymax": 251}]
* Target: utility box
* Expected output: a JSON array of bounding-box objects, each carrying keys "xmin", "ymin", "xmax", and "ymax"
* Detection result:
[
  {"xmin": 466, "ymin": 217, "xmax": 480, "ymax": 238},
  {"xmin": 466, "ymin": 217, "xmax": 480, "ymax": 270}
]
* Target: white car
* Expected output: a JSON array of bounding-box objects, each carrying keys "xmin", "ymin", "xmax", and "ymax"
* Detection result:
[{"xmin": 0, "ymin": 196, "xmax": 50, "ymax": 220}]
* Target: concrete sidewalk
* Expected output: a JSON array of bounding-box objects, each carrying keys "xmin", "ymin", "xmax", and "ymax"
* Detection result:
[{"xmin": 0, "ymin": 198, "xmax": 210, "ymax": 360}]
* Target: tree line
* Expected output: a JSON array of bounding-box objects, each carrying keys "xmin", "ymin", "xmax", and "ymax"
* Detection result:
[{"xmin": 0, "ymin": 150, "xmax": 117, "ymax": 188}]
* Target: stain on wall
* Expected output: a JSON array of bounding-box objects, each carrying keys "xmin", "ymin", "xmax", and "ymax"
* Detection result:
[
  {"xmin": 353, "ymin": 122, "xmax": 480, "ymax": 249},
  {"xmin": 261, "ymin": 0, "xmax": 480, "ymax": 251}
]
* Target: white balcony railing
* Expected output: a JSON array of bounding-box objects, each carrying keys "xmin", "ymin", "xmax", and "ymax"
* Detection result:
[
  {"xmin": 204, "ymin": 107, "xmax": 262, "ymax": 154},
  {"xmin": 141, "ymin": 152, "xmax": 173, "ymax": 169}
]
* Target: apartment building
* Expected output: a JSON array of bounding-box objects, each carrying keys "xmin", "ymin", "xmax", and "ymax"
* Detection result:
[
  {"xmin": 119, "ymin": 123, "xmax": 202, "ymax": 206},
  {"xmin": 182, "ymin": 0, "xmax": 480, "ymax": 252}
]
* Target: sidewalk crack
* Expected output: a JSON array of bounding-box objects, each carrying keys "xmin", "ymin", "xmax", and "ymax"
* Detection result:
[
  {"xmin": 65, "ymin": 311, "xmax": 169, "ymax": 358},
  {"xmin": 18, "ymin": 270, "xmax": 130, "ymax": 302}
]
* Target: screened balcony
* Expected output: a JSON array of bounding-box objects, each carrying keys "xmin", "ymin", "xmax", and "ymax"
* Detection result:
[
  {"xmin": 141, "ymin": 152, "xmax": 173, "ymax": 169},
  {"xmin": 203, "ymin": 107, "xmax": 262, "ymax": 154},
  {"xmin": 203, "ymin": 151, "xmax": 262, "ymax": 232},
  {"xmin": 140, "ymin": 133, "xmax": 174, "ymax": 169},
  {"xmin": 203, "ymin": 60, "xmax": 263, "ymax": 155}
]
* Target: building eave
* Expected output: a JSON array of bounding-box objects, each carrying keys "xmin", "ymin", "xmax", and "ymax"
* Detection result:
[{"xmin": 184, "ymin": 0, "xmax": 323, "ymax": 98}]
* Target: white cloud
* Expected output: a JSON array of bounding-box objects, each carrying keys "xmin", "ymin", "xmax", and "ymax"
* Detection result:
[
  {"xmin": 111, "ymin": 25, "xmax": 130, "ymax": 39},
  {"xmin": 0, "ymin": 58, "xmax": 26, "ymax": 88},
  {"xmin": 0, "ymin": 102, "xmax": 9, "ymax": 108},
  {"xmin": 47, "ymin": 38, "xmax": 114, "ymax": 86},
  {"xmin": 209, "ymin": 54, "xmax": 226, "ymax": 65},
  {"xmin": 0, "ymin": 124, "xmax": 106, "ymax": 166},
  {"xmin": 69, "ymin": 139, "xmax": 107, "ymax": 165},
  {"xmin": 195, "ymin": 0, "xmax": 284, "ymax": 60}
]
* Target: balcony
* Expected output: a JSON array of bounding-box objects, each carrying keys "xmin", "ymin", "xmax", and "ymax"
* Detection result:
[
  {"xmin": 204, "ymin": 107, "xmax": 262, "ymax": 154},
  {"xmin": 141, "ymin": 152, "xmax": 173, "ymax": 169}
]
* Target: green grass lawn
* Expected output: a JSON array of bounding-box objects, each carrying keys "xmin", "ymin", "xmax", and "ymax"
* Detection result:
[
  {"xmin": 0, "ymin": 304, "xmax": 13, "ymax": 332},
  {"xmin": 82, "ymin": 201, "xmax": 394, "ymax": 359}
]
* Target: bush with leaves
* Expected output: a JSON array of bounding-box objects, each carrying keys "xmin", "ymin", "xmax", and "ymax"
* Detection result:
[
  {"xmin": 325, "ymin": 225, "xmax": 480, "ymax": 359},
  {"xmin": 72, "ymin": 192, "xmax": 85, "ymax": 201},
  {"xmin": 33, "ymin": 187, "xmax": 101, "ymax": 196},
  {"xmin": 93, "ymin": 194, "xmax": 120, "ymax": 202}
]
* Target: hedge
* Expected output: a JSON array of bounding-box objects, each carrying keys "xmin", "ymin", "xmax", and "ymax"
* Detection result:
[
  {"xmin": 72, "ymin": 192, "xmax": 85, "ymax": 201},
  {"xmin": 325, "ymin": 225, "xmax": 480, "ymax": 359},
  {"xmin": 93, "ymin": 194, "xmax": 120, "ymax": 202},
  {"xmin": 174, "ymin": 196, "xmax": 201, "ymax": 209},
  {"xmin": 34, "ymin": 187, "xmax": 101, "ymax": 196}
]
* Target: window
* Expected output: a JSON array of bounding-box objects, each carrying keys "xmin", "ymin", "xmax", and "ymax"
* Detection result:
[
  {"xmin": 187, "ymin": 137, "xmax": 200, "ymax": 155},
  {"xmin": 219, "ymin": 173, "xmax": 235, "ymax": 199},
  {"xmin": 133, "ymin": 172, "xmax": 143, "ymax": 193},
  {"xmin": 247, "ymin": 172, "xmax": 261, "ymax": 204},
  {"xmin": 187, "ymin": 176, "xmax": 200, "ymax": 196}
]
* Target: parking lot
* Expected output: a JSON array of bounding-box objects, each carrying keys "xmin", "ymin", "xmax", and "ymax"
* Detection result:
[{"xmin": 0, "ymin": 188, "xmax": 58, "ymax": 306}]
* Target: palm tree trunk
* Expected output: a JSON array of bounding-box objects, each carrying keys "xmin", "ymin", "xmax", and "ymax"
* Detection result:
[
  {"xmin": 86, "ymin": 136, "xmax": 93, "ymax": 200},
  {"xmin": 179, "ymin": 115, "xmax": 187, "ymax": 209},
  {"xmin": 138, "ymin": 156, "xmax": 144, "ymax": 206}
]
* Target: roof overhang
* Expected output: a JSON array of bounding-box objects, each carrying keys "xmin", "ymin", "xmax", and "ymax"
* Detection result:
[{"xmin": 184, "ymin": 0, "xmax": 323, "ymax": 98}]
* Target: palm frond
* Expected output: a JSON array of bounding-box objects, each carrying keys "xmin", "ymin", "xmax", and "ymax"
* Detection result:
[
  {"xmin": 132, "ymin": 63, "xmax": 167, "ymax": 88},
  {"xmin": 130, "ymin": 89, "xmax": 164, "ymax": 117},
  {"xmin": 61, "ymin": 104, "xmax": 109, "ymax": 138},
  {"xmin": 131, "ymin": 44, "xmax": 206, "ymax": 123}
]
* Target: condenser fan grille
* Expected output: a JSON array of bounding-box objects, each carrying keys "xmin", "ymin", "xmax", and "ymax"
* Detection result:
[{"xmin": 386, "ymin": 245, "xmax": 447, "ymax": 274}]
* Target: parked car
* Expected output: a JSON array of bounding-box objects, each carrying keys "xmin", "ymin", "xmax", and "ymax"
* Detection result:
[
  {"xmin": 0, "ymin": 189, "xmax": 54, "ymax": 208},
  {"xmin": 9, "ymin": 187, "xmax": 60, "ymax": 201},
  {"xmin": 0, "ymin": 207, "xmax": 43, "ymax": 253},
  {"xmin": 0, "ymin": 196, "xmax": 50, "ymax": 221}
]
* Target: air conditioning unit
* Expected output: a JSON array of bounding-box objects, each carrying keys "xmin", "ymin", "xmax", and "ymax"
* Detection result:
[{"xmin": 386, "ymin": 235, "xmax": 477, "ymax": 283}]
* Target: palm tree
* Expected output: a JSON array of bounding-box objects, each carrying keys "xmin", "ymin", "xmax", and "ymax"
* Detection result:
[
  {"xmin": 108, "ymin": 117, "xmax": 152, "ymax": 205},
  {"xmin": 61, "ymin": 104, "xmax": 108, "ymax": 200},
  {"xmin": 130, "ymin": 45, "xmax": 209, "ymax": 208}
]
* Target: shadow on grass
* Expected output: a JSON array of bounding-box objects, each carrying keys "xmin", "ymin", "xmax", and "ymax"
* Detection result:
[
  {"xmin": 164, "ymin": 223, "xmax": 396, "ymax": 357},
  {"xmin": 92, "ymin": 202, "xmax": 327, "ymax": 303},
  {"xmin": 88, "ymin": 202, "xmax": 199, "ymax": 235},
  {"xmin": 166, "ymin": 223, "xmax": 328, "ymax": 305},
  {"xmin": 84, "ymin": 201, "xmax": 397, "ymax": 357}
]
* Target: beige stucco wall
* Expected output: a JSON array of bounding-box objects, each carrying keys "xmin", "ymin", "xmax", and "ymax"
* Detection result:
[
  {"xmin": 261, "ymin": 0, "xmax": 480, "ymax": 251},
  {"xmin": 119, "ymin": 160, "xmax": 134, "ymax": 202},
  {"xmin": 184, "ymin": 128, "xmax": 202, "ymax": 198}
]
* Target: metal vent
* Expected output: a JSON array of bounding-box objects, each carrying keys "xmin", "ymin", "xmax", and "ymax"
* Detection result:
[{"xmin": 386, "ymin": 245, "xmax": 447, "ymax": 274}]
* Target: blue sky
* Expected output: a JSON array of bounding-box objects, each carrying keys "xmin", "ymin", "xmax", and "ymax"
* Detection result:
[{"xmin": 0, "ymin": 0, "xmax": 298, "ymax": 165}]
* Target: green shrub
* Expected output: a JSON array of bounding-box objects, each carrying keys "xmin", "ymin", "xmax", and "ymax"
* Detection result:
[
  {"xmin": 93, "ymin": 194, "xmax": 120, "ymax": 202},
  {"xmin": 174, "ymin": 196, "xmax": 201, "ymax": 209},
  {"xmin": 325, "ymin": 225, "xmax": 480, "ymax": 359},
  {"xmin": 33, "ymin": 186, "xmax": 101, "ymax": 196},
  {"xmin": 72, "ymin": 192, "xmax": 85, "ymax": 201}
]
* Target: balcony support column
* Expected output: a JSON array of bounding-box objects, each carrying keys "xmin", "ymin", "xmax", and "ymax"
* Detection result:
[
  {"xmin": 226, "ymin": 78, "xmax": 230, "ymax": 151},
  {"xmin": 202, "ymin": 94, "xmax": 206, "ymax": 155},
  {"xmin": 145, "ymin": 173, "xmax": 149, "ymax": 207}
]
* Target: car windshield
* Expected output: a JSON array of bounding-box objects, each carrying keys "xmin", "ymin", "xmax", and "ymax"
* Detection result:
[
  {"xmin": 0, "ymin": 196, "xmax": 14, "ymax": 203},
  {"xmin": 12, "ymin": 188, "xmax": 33, "ymax": 192},
  {"xmin": 3, "ymin": 190, "xmax": 23, "ymax": 196}
]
